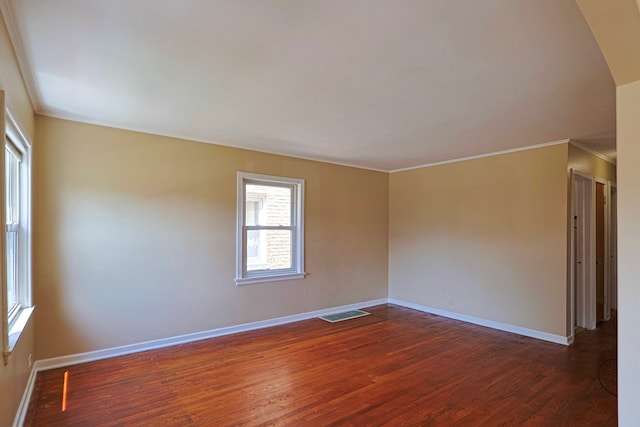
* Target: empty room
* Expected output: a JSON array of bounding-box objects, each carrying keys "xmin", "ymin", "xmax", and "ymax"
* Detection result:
[{"xmin": 1, "ymin": 1, "xmax": 640, "ymax": 426}]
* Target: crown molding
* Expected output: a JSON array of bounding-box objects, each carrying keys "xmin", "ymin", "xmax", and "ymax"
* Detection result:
[
  {"xmin": 0, "ymin": 0, "xmax": 43, "ymax": 113},
  {"xmin": 390, "ymin": 139, "xmax": 571, "ymax": 173},
  {"xmin": 40, "ymin": 112, "xmax": 391, "ymax": 173},
  {"xmin": 569, "ymin": 140, "xmax": 617, "ymax": 165}
]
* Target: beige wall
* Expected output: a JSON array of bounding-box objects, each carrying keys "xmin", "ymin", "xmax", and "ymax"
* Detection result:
[
  {"xmin": 0, "ymin": 13, "xmax": 35, "ymax": 427},
  {"xmin": 616, "ymin": 79, "xmax": 640, "ymax": 425},
  {"xmin": 389, "ymin": 144, "xmax": 569, "ymax": 336},
  {"xmin": 568, "ymin": 142, "xmax": 616, "ymax": 182},
  {"xmin": 33, "ymin": 116, "xmax": 389, "ymax": 359},
  {"xmin": 0, "ymin": 321, "xmax": 33, "ymax": 426}
]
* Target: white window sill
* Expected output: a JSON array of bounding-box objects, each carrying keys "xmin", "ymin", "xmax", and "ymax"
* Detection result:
[
  {"xmin": 236, "ymin": 272, "xmax": 306, "ymax": 286},
  {"xmin": 4, "ymin": 306, "xmax": 34, "ymax": 364}
]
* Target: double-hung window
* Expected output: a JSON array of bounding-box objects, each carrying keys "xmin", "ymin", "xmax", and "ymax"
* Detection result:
[
  {"xmin": 5, "ymin": 138, "xmax": 21, "ymax": 324},
  {"xmin": 236, "ymin": 172, "xmax": 305, "ymax": 285},
  {"xmin": 2, "ymin": 99, "xmax": 33, "ymax": 364}
]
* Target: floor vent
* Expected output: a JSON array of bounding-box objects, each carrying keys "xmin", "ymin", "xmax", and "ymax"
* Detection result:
[{"xmin": 319, "ymin": 309, "xmax": 370, "ymax": 323}]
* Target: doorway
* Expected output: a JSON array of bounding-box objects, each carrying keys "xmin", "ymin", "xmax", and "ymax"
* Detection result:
[
  {"xmin": 595, "ymin": 180, "xmax": 608, "ymax": 323},
  {"xmin": 570, "ymin": 170, "xmax": 616, "ymax": 341},
  {"xmin": 572, "ymin": 170, "xmax": 595, "ymax": 332},
  {"xmin": 609, "ymin": 185, "xmax": 617, "ymax": 312}
]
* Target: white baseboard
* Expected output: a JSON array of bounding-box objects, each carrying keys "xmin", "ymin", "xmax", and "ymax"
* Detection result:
[
  {"xmin": 15, "ymin": 298, "xmax": 385, "ymax": 426},
  {"xmin": 13, "ymin": 364, "xmax": 37, "ymax": 427},
  {"xmin": 32, "ymin": 296, "xmax": 570, "ymax": 372},
  {"xmin": 35, "ymin": 298, "xmax": 388, "ymax": 372},
  {"xmin": 388, "ymin": 298, "xmax": 570, "ymax": 345},
  {"xmin": 18, "ymin": 296, "xmax": 571, "ymax": 425}
]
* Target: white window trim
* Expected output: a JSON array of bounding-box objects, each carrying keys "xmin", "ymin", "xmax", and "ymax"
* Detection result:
[
  {"xmin": 236, "ymin": 172, "xmax": 305, "ymax": 285},
  {"xmin": 2, "ymin": 101, "xmax": 33, "ymax": 364}
]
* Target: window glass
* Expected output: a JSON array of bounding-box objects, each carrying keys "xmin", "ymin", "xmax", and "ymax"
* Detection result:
[
  {"xmin": 5, "ymin": 145, "xmax": 20, "ymax": 317},
  {"xmin": 245, "ymin": 184, "xmax": 291, "ymax": 226}
]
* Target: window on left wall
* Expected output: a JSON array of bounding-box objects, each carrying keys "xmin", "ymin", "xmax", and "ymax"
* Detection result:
[
  {"xmin": 5, "ymin": 138, "xmax": 21, "ymax": 324},
  {"xmin": 2, "ymin": 103, "xmax": 33, "ymax": 364}
]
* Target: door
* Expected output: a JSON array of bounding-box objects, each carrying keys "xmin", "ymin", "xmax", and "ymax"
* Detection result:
[{"xmin": 572, "ymin": 171, "xmax": 596, "ymax": 330}]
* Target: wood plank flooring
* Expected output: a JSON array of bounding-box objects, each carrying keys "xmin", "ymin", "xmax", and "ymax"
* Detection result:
[{"xmin": 24, "ymin": 304, "xmax": 617, "ymax": 426}]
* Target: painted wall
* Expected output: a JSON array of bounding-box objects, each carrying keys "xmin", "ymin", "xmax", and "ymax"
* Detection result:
[
  {"xmin": 616, "ymin": 78, "xmax": 640, "ymax": 426},
  {"xmin": 0, "ymin": 321, "xmax": 33, "ymax": 426},
  {"xmin": 33, "ymin": 116, "xmax": 389, "ymax": 359},
  {"xmin": 389, "ymin": 144, "xmax": 569, "ymax": 336},
  {"xmin": 0, "ymin": 12, "xmax": 35, "ymax": 427}
]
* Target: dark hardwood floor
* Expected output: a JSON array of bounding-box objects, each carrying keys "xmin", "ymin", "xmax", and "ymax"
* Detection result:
[{"xmin": 25, "ymin": 304, "xmax": 617, "ymax": 426}]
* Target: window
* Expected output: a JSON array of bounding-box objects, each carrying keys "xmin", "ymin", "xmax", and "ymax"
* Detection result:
[
  {"xmin": 2, "ymin": 103, "xmax": 33, "ymax": 364},
  {"xmin": 236, "ymin": 172, "xmax": 305, "ymax": 285},
  {"xmin": 5, "ymin": 139, "xmax": 20, "ymax": 324}
]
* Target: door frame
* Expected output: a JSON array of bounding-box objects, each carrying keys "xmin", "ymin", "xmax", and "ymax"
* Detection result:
[
  {"xmin": 595, "ymin": 177, "xmax": 611, "ymax": 322},
  {"xmin": 570, "ymin": 169, "xmax": 596, "ymax": 337},
  {"xmin": 609, "ymin": 184, "xmax": 617, "ymax": 312}
]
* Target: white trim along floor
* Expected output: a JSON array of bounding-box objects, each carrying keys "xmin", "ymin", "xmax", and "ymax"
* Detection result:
[{"xmin": 13, "ymin": 297, "xmax": 570, "ymax": 426}]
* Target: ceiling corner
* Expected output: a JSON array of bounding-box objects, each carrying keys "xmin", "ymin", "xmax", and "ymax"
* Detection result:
[
  {"xmin": 0, "ymin": 0, "xmax": 44, "ymax": 114},
  {"xmin": 576, "ymin": 0, "xmax": 640, "ymax": 86}
]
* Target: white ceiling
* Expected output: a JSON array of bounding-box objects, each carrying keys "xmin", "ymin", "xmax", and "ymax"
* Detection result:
[{"xmin": 3, "ymin": 0, "xmax": 616, "ymax": 171}]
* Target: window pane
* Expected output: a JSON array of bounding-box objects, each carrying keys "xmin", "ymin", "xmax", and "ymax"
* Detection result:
[
  {"xmin": 247, "ymin": 229, "xmax": 261, "ymax": 258},
  {"xmin": 246, "ymin": 200, "xmax": 260, "ymax": 226},
  {"xmin": 6, "ymin": 231, "xmax": 18, "ymax": 311},
  {"xmin": 5, "ymin": 148, "xmax": 19, "ymax": 224},
  {"xmin": 246, "ymin": 229, "xmax": 292, "ymax": 271},
  {"xmin": 6, "ymin": 146, "xmax": 20, "ymax": 315},
  {"xmin": 245, "ymin": 184, "xmax": 291, "ymax": 226}
]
